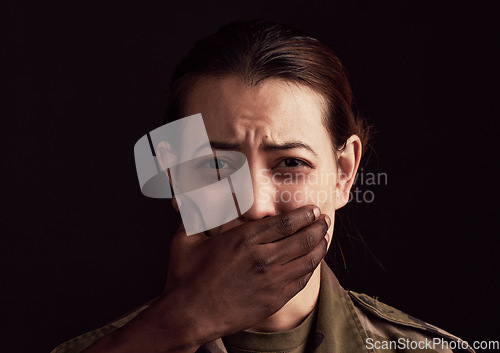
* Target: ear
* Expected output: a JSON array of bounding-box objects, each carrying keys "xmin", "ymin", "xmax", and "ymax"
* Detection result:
[
  {"xmin": 156, "ymin": 141, "xmax": 179, "ymax": 210},
  {"xmin": 335, "ymin": 135, "xmax": 362, "ymax": 209}
]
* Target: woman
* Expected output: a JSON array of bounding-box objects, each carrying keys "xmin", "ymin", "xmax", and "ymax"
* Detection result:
[{"xmin": 52, "ymin": 20, "xmax": 473, "ymax": 353}]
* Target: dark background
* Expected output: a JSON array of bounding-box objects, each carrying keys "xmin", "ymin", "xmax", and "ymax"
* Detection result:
[{"xmin": 3, "ymin": 1, "xmax": 498, "ymax": 352}]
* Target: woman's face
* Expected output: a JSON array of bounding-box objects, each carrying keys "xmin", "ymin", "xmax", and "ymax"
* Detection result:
[{"xmin": 182, "ymin": 76, "xmax": 349, "ymax": 245}]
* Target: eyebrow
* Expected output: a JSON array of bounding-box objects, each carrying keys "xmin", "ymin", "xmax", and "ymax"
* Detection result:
[{"xmin": 205, "ymin": 140, "xmax": 318, "ymax": 156}]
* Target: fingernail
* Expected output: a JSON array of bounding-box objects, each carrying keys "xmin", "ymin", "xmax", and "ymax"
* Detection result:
[
  {"xmin": 325, "ymin": 215, "xmax": 331, "ymax": 228},
  {"xmin": 313, "ymin": 207, "xmax": 320, "ymax": 219},
  {"xmin": 324, "ymin": 232, "xmax": 330, "ymax": 243}
]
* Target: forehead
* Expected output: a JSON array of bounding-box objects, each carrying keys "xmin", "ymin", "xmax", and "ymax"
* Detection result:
[{"xmin": 183, "ymin": 76, "xmax": 332, "ymax": 149}]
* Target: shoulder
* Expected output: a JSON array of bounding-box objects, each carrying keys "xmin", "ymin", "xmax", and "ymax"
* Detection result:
[{"xmin": 347, "ymin": 291, "xmax": 474, "ymax": 353}]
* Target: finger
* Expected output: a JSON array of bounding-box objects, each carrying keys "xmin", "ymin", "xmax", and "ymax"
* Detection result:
[
  {"xmin": 249, "ymin": 205, "xmax": 321, "ymax": 244},
  {"xmin": 277, "ymin": 235, "xmax": 328, "ymax": 286},
  {"xmin": 265, "ymin": 214, "xmax": 330, "ymax": 265}
]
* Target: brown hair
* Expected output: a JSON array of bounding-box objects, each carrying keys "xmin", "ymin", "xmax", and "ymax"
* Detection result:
[{"xmin": 165, "ymin": 19, "xmax": 371, "ymax": 158}]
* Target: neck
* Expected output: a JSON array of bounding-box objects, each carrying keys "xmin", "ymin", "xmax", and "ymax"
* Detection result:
[{"xmin": 248, "ymin": 263, "xmax": 322, "ymax": 332}]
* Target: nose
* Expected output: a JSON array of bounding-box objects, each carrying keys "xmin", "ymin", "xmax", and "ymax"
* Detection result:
[{"xmin": 240, "ymin": 166, "xmax": 276, "ymax": 221}]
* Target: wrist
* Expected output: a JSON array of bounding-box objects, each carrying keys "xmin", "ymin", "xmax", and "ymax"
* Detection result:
[{"xmin": 156, "ymin": 288, "xmax": 221, "ymax": 348}]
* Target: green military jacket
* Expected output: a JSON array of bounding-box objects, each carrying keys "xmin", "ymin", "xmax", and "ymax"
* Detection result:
[{"xmin": 52, "ymin": 264, "xmax": 474, "ymax": 353}]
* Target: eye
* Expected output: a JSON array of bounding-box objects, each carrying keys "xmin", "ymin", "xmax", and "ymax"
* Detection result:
[
  {"xmin": 199, "ymin": 158, "xmax": 231, "ymax": 169},
  {"xmin": 275, "ymin": 158, "xmax": 310, "ymax": 168}
]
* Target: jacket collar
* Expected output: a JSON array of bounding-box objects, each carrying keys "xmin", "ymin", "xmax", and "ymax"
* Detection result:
[
  {"xmin": 313, "ymin": 263, "xmax": 372, "ymax": 353},
  {"xmin": 200, "ymin": 262, "xmax": 372, "ymax": 353}
]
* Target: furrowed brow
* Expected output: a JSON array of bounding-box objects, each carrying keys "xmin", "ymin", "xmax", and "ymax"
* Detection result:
[
  {"xmin": 194, "ymin": 140, "xmax": 317, "ymax": 156},
  {"xmin": 262, "ymin": 141, "xmax": 317, "ymax": 156}
]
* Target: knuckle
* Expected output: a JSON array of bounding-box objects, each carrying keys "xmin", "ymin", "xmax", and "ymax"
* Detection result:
[
  {"xmin": 301, "ymin": 233, "xmax": 315, "ymax": 251},
  {"xmin": 240, "ymin": 232, "xmax": 258, "ymax": 248},
  {"xmin": 304, "ymin": 209, "xmax": 314, "ymax": 223},
  {"xmin": 279, "ymin": 216, "xmax": 294, "ymax": 233},
  {"xmin": 312, "ymin": 217, "xmax": 328, "ymax": 234},
  {"xmin": 297, "ymin": 277, "xmax": 308, "ymax": 291},
  {"xmin": 307, "ymin": 254, "xmax": 318, "ymax": 272},
  {"xmin": 253, "ymin": 258, "xmax": 271, "ymax": 273},
  {"xmin": 240, "ymin": 237, "xmax": 252, "ymax": 249}
]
